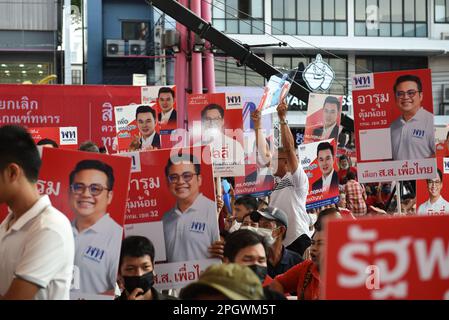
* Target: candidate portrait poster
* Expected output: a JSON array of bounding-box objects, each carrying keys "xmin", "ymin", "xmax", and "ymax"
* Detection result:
[
  {"xmin": 297, "ymin": 139, "xmax": 340, "ymax": 210},
  {"xmin": 29, "ymin": 126, "xmax": 78, "ymax": 150},
  {"xmin": 352, "ymin": 69, "xmax": 436, "ymax": 183},
  {"xmin": 323, "ymin": 215, "xmax": 449, "ymax": 300},
  {"xmin": 303, "ymin": 93, "xmax": 343, "ymax": 144},
  {"xmin": 187, "ymin": 93, "xmax": 245, "ymax": 177},
  {"xmin": 416, "ymin": 157, "xmax": 449, "ymax": 216},
  {"xmin": 120, "ymin": 146, "xmax": 220, "ymax": 290},
  {"xmin": 216, "ymin": 86, "xmax": 274, "ymax": 197},
  {"xmin": 257, "ymin": 73, "xmax": 292, "ymax": 115},
  {"xmin": 435, "ymin": 126, "xmax": 449, "ymax": 158},
  {"xmin": 39, "ymin": 147, "xmax": 132, "ymax": 300}
]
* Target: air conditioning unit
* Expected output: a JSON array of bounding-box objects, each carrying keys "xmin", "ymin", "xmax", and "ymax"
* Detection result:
[
  {"xmin": 443, "ymin": 84, "xmax": 449, "ymax": 103},
  {"xmin": 106, "ymin": 40, "xmax": 125, "ymax": 57},
  {"xmin": 441, "ymin": 32, "xmax": 449, "ymax": 40},
  {"xmin": 128, "ymin": 40, "xmax": 146, "ymax": 56}
]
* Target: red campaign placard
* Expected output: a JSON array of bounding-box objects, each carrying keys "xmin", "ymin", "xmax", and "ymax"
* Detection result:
[
  {"xmin": 187, "ymin": 93, "xmax": 245, "ymax": 177},
  {"xmin": 298, "ymin": 139, "xmax": 340, "ymax": 210},
  {"xmin": 28, "ymin": 126, "xmax": 78, "ymax": 149},
  {"xmin": 323, "ymin": 215, "xmax": 449, "ymax": 300},
  {"xmin": 0, "ymin": 84, "xmax": 141, "ymax": 153},
  {"xmin": 352, "ymin": 69, "xmax": 436, "ymax": 183},
  {"xmin": 416, "ymin": 157, "xmax": 449, "ymax": 215},
  {"xmin": 303, "ymin": 93, "xmax": 343, "ymax": 144},
  {"xmin": 39, "ymin": 147, "xmax": 131, "ymax": 225}
]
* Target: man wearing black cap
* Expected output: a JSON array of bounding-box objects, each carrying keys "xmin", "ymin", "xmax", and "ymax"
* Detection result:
[{"xmin": 251, "ymin": 207, "xmax": 303, "ymax": 278}]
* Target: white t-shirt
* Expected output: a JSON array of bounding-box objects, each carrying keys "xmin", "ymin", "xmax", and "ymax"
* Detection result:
[
  {"xmin": 390, "ymin": 107, "xmax": 435, "ymax": 160},
  {"xmin": 322, "ymin": 169, "xmax": 335, "ymax": 193},
  {"xmin": 0, "ymin": 195, "xmax": 74, "ymax": 300},
  {"xmin": 270, "ymin": 166, "xmax": 316, "ymax": 246},
  {"xmin": 71, "ymin": 214, "xmax": 123, "ymax": 296},
  {"xmin": 162, "ymin": 193, "xmax": 219, "ymax": 262},
  {"xmin": 417, "ymin": 196, "xmax": 449, "ymax": 215}
]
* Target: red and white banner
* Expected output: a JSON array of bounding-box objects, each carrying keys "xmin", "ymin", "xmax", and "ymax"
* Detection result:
[
  {"xmin": 323, "ymin": 215, "xmax": 449, "ymax": 300},
  {"xmin": 187, "ymin": 93, "xmax": 245, "ymax": 177},
  {"xmin": 297, "ymin": 139, "xmax": 340, "ymax": 209},
  {"xmin": 29, "ymin": 126, "xmax": 78, "ymax": 149},
  {"xmin": 352, "ymin": 69, "xmax": 436, "ymax": 183},
  {"xmin": 0, "ymin": 84, "xmax": 141, "ymax": 153}
]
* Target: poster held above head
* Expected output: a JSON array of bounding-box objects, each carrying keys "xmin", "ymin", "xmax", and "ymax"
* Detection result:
[
  {"xmin": 29, "ymin": 126, "xmax": 78, "ymax": 149},
  {"xmin": 352, "ymin": 69, "xmax": 437, "ymax": 183},
  {"xmin": 38, "ymin": 147, "xmax": 132, "ymax": 300},
  {"xmin": 257, "ymin": 73, "xmax": 292, "ymax": 115}
]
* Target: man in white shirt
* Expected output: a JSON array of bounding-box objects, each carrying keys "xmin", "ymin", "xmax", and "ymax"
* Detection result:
[
  {"xmin": 157, "ymin": 87, "xmax": 177, "ymax": 125},
  {"xmin": 311, "ymin": 142, "xmax": 339, "ymax": 195},
  {"xmin": 199, "ymin": 103, "xmax": 245, "ymax": 176},
  {"xmin": 252, "ymin": 103, "xmax": 314, "ymax": 257},
  {"xmin": 130, "ymin": 105, "xmax": 161, "ymax": 151},
  {"xmin": 390, "ymin": 74, "xmax": 435, "ymax": 160},
  {"xmin": 69, "ymin": 159, "xmax": 123, "ymax": 297},
  {"xmin": 162, "ymin": 153, "xmax": 219, "ymax": 262},
  {"xmin": 0, "ymin": 125, "xmax": 74, "ymax": 300},
  {"xmin": 418, "ymin": 169, "xmax": 449, "ymax": 215},
  {"xmin": 312, "ymin": 96, "xmax": 340, "ymax": 142}
]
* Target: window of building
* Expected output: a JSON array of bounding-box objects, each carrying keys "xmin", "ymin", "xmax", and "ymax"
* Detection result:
[
  {"xmin": 72, "ymin": 69, "xmax": 82, "ymax": 85},
  {"xmin": 355, "ymin": 55, "xmax": 428, "ymax": 73},
  {"xmin": 214, "ymin": 54, "xmax": 266, "ymax": 86},
  {"xmin": 272, "ymin": 0, "xmax": 347, "ymax": 36},
  {"xmin": 0, "ymin": 62, "xmax": 51, "ymax": 84},
  {"xmin": 355, "ymin": 0, "xmax": 427, "ymax": 37},
  {"xmin": 212, "ymin": 0, "xmax": 264, "ymax": 34},
  {"xmin": 435, "ymin": 0, "xmax": 449, "ymax": 23},
  {"xmin": 122, "ymin": 21, "xmax": 149, "ymax": 41}
]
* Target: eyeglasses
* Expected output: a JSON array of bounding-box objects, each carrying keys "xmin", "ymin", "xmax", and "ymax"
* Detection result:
[
  {"xmin": 202, "ymin": 117, "xmax": 223, "ymax": 125},
  {"xmin": 167, "ymin": 172, "xmax": 198, "ymax": 184},
  {"xmin": 70, "ymin": 183, "xmax": 110, "ymax": 196},
  {"xmin": 395, "ymin": 90, "xmax": 421, "ymax": 99},
  {"xmin": 427, "ymin": 180, "xmax": 441, "ymax": 186}
]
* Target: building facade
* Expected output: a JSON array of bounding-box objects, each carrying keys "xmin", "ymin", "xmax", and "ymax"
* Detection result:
[{"xmin": 211, "ymin": 0, "xmax": 449, "ymax": 126}]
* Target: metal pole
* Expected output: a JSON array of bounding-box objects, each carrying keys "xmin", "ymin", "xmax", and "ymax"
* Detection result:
[
  {"xmin": 63, "ymin": 0, "xmax": 72, "ymax": 84},
  {"xmin": 201, "ymin": 0, "xmax": 215, "ymax": 93},
  {"xmin": 190, "ymin": 0, "xmax": 202, "ymax": 94}
]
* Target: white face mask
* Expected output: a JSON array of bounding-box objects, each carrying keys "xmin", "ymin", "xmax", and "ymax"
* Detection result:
[
  {"xmin": 240, "ymin": 225, "xmax": 258, "ymax": 234},
  {"xmin": 228, "ymin": 221, "xmax": 241, "ymax": 233},
  {"xmin": 256, "ymin": 228, "xmax": 276, "ymax": 247}
]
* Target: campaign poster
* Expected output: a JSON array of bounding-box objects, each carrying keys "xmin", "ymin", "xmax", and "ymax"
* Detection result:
[
  {"xmin": 352, "ymin": 69, "xmax": 436, "ymax": 183},
  {"xmin": 303, "ymin": 93, "xmax": 343, "ymax": 144},
  {"xmin": 323, "ymin": 215, "xmax": 449, "ymax": 300},
  {"xmin": 0, "ymin": 84, "xmax": 142, "ymax": 153},
  {"xmin": 297, "ymin": 139, "xmax": 340, "ymax": 210},
  {"xmin": 120, "ymin": 146, "xmax": 220, "ymax": 289},
  {"xmin": 187, "ymin": 93, "xmax": 245, "ymax": 177},
  {"xmin": 141, "ymin": 85, "xmax": 178, "ymax": 148},
  {"xmin": 257, "ymin": 73, "xmax": 292, "ymax": 115},
  {"xmin": 39, "ymin": 147, "xmax": 132, "ymax": 300},
  {"xmin": 216, "ymin": 86, "xmax": 274, "ymax": 197},
  {"xmin": 28, "ymin": 126, "xmax": 78, "ymax": 149},
  {"xmin": 435, "ymin": 126, "xmax": 449, "ymax": 158},
  {"xmin": 416, "ymin": 157, "xmax": 449, "ymax": 216}
]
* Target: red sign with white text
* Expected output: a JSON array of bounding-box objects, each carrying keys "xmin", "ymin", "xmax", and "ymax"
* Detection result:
[{"xmin": 323, "ymin": 215, "xmax": 449, "ymax": 300}]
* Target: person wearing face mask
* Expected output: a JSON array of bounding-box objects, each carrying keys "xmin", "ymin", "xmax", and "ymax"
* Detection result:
[
  {"xmin": 337, "ymin": 155, "xmax": 357, "ymax": 185},
  {"xmin": 223, "ymin": 229, "xmax": 286, "ymax": 300},
  {"xmin": 250, "ymin": 207, "xmax": 303, "ymax": 279},
  {"xmin": 116, "ymin": 236, "xmax": 177, "ymax": 300}
]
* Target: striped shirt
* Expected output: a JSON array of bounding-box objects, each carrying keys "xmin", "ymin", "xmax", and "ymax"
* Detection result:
[{"xmin": 345, "ymin": 180, "xmax": 367, "ymax": 216}]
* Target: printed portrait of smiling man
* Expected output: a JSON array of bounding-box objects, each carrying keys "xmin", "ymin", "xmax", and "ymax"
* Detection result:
[
  {"xmin": 311, "ymin": 142, "xmax": 339, "ymax": 195},
  {"xmin": 69, "ymin": 159, "xmax": 123, "ymax": 297},
  {"xmin": 162, "ymin": 153, "xmax": 219, "ymax": 263}
]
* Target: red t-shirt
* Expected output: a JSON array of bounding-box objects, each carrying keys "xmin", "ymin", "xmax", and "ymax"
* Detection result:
[
  {"xmin": 338, "ymin": 167, "xmax": 357, "ymax": 184},
  {"xmin": 274, "ymin": 260, "xmax": 320, "ymax": 300}
]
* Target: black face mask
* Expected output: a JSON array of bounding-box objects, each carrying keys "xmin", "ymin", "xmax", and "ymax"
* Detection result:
[
  {"xmin": 248, "ymin": 264, "xmax": 268, "ymax": 283},
  {"xmin": 122, "ymin": 271, "xmax": 154, "ymax": 295}
]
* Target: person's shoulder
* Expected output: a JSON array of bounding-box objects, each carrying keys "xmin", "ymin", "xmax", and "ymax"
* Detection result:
[
  {"xmin": 40, "ymin": 205, "xmax": 72, "ymax": 231},
  {"xmin": 390, "ymin": 116, "xmax": 403, "ymax": 128},
  {"xmin": 103, "ymin": 215, "xmax": 123, "ymax": 235}
]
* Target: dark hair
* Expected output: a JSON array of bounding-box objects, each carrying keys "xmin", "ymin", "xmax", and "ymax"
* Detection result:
[
  {"xmin": 201, "ymin": 103, "xmax": 224, "ymax": 120},
  {"xmin": 119, "ymin": 236, "xmax": 155, "ymax": 270},
  {"xmin": 158, "ymin": 87, "xmax": 175, "ymax": 99},
  {"xmin": 323, "ymin": 96, "xmax": 341, "ymax": 112},
  {"xmin": 79, "ymin": 140, "xmax": 100, "ymax": 153},
  {"xmin": 316, "ymin": 141, "xmax": 334, "ymax": 157},
  {"xmin": 37, "ymin": 138, "xmax": 59, "ymax": 148},
  {"xmin": 432, "ymin": 168, "xmax": 443, "ymax": 182},
  {"xmin": 69, "ymin": 159, "xmax": 115, "ymax": 190},
  {"xmin": 346, "ymin": 171, "xmax": 356, "ymax": 181},
  {"xmin": 224, "ymin": 229, "xmax": 268, "ymax": 262},
  {"xmin": 98, "ymin": 146, "xmax": 107, "ymax": 154},
  {"xmin": 339, "ymin": 155, "xmax": 348, "ymax": 162},
  {"xmin": 0, "ymin": 125, "xmax": 41, "ymax": 183},
  {"xmin": 314, "ymin": 207, "xmax": 340, "ymax": 232},
  {"xmin": 164, "ymin": 152, "xmax": 201, "ymax": 177},
  {"xmin": 234, "ymin": 195, "xmax": 258, "ymax": 212},
  {"xmin": 446, "ymin": 130, "xmax": 449, "ymax": 140},
  {"xmin": 393, "ymin": 74, "xmax": 422, "ymax": 93},
  {"xmin": 135, "ymin": 105, "xmax": 156, "ymax": 120}
]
